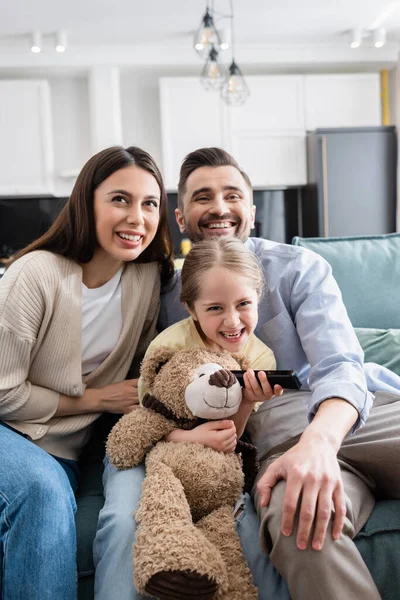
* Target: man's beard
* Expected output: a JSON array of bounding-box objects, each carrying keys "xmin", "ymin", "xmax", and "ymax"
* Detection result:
[{"xmin": 183, "ymin": 213, "xmax": 251, "ymax": 242}]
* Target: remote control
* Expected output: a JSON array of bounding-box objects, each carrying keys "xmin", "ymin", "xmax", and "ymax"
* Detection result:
[{"xmin": 230, "ymin": 369, "xmax": 302, "ymax": 390}]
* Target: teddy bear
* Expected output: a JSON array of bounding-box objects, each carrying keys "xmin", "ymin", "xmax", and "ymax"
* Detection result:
[{"xmin": 106, "ymin": 346, "xmax": 259, "ymax": 600}]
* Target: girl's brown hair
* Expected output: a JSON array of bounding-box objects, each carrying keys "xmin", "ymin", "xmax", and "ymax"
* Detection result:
[
  {"xmin": 180, "ymin": 237, "xmax": 263, "ymax": 307},
  {"xmin": 14, "ymin": 145, "xmax": 174, "ymax": 285}
]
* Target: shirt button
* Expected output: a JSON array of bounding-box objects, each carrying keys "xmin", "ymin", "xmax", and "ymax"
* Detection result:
[
  {"xmin": 73, "ymin": 386, "xmax": 79, "ymax": 394},
  {"xmin": 36, "ymin": 426, "xmax": 45, "ymax": 435}
]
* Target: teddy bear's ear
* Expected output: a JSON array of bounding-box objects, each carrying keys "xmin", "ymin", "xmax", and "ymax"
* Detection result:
[
  {"xmin": 231, "ymin": 352, "xmax": 251, "ymax": 371},
  {"xmin": 140, "ymin": 346, "xmax": 176, "ymax": 388}
]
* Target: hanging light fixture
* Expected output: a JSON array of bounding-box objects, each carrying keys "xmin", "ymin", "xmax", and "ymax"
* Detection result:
[
  {"xmin": 201, "ymin": 44, "xmax": 226, "ymax": 90},
  {"xmin": 194, "ymin": 5, "xmax": 221, "ymax": 60},
  {"xmin": 221, "ymin": 60, "xmax": 250, "ymax": 106},
  {"xmin": 220, "ymin": 1, "xmax": 250, "ymax": 106}
]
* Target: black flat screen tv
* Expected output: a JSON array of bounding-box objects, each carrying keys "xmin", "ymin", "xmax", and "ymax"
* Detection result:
[{"xmin": 0, "ymin": 196, "xmax": 68, "ymax": 258}]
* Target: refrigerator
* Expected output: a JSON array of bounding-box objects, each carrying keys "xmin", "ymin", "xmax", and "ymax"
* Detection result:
[{"xmin": 302, "ymin": 126, "xmax": 397, "ymax": 237}]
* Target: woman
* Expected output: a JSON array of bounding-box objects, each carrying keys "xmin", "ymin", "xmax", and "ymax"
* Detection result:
[{"xmin": 0, "ymin": 145, "xmax": 173, "ymax": 600}]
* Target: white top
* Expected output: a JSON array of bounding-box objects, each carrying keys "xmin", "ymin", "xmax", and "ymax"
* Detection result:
[{"xmin": 81, "ymin": 267, "xmax": 123, "ymax": 376}]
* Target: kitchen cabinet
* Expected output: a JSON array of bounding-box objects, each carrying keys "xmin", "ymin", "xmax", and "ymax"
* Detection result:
[
  {"xmin": 159, "ymin": 74, "xmax": 382, "ymax": 191},
  {"xmin": 0, "ymin": 80, "xmax": 54, "ymax": 195},
  {"xmin": 159, "ymin": 77, "xmax": 227, "ymax": 190},
  {"xmin": 304, "ymin": 74, "xmax": 381, "ymax": 130}
]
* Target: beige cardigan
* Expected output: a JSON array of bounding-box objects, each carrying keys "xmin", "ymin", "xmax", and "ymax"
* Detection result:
[{"xmin": 0, "ymin": 250, "xmax": 160, "ymax": 460}]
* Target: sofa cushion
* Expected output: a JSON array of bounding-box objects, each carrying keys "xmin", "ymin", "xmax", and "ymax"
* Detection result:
[
  {"xmin": 355, "ymin": 328, "xmax": 400, "ymax": 377},
  {"xmin": 355, "ymin": 500, "xmax": 400, "ymax": 600},
  {"xmin": 292, "ymin": 233, "xmax": 400, "ymax": 329}
]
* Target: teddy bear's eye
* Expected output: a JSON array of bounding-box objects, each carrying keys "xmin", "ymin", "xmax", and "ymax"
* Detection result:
[
  {"xmin": 155, "ymin": 359, "xmax": 169, "ymax": 375},
  {"xmin": 198, "ymin": 373, "xmax": 206, "ymax": 378}
]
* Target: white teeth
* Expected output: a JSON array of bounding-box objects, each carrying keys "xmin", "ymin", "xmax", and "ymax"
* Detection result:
[
  {"xmin": 207, "ymin": 223, "xmax": 232, "ymax": 229},
  {"xmin": 118, "ymin": 233, "xmax": 141, "ymax": 241},
  {"xmin": 221, "ymin": 331, "xmax": 241, "ymax": 339}
]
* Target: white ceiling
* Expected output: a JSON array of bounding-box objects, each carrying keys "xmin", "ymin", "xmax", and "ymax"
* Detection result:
[{"xmin": 1, "ymin": 0, "xmax": 400, "ymax": 47}]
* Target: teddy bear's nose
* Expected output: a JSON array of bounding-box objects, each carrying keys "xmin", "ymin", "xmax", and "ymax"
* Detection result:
[{"xmin": 208, "ymin": 369, "xmax": 236, "ymax": 388}]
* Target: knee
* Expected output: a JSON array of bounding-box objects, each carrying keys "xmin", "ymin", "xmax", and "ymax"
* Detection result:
[{"xmin": 19, "ymin": 457, "xmax": 76, "ymax": 515}]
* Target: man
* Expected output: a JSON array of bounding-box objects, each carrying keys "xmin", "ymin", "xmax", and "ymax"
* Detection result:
[{"xmin": 159, "ymin": 147, "xmax": 400, "ymax": 600}]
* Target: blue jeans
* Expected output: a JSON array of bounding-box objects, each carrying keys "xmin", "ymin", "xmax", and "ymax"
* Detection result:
[
  {"xmin": 0, "ymin": 422, "xmax": 78, "ymax": 600},
  {"xmin": 93, "ymin": 458, "xmax": 290, "ymax": 600}
]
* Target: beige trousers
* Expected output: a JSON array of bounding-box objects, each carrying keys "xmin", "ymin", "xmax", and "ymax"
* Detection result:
[{"xmin": 247, "ymin": 391, "xmax": 400, "ymax": 600}]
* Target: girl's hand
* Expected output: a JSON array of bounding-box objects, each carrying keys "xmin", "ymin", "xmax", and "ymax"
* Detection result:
[
  {"xmin": 242, "ymin": 369, "xmax": 283, "ymax": 405},
  {"xmin": 166, "ymin": 420, "xmax": 237, "ymax": 453}
]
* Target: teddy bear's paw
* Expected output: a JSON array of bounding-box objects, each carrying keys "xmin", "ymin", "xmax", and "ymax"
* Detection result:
[
  {"xmin": 134, "ymin": 522, "xmax": 229, "ymax": 596},
  {"xmin": 145, "ymin": 569, "xmax": 218, "ymax": 600}
]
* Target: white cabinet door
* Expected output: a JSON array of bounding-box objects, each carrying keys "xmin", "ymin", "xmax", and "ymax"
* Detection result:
[
  {"xmin": 0, "ymin": 80, "xmax": 54, "ymax": 195},
  {"xmin": 231, "ymin": 132, "xmax": 307, "ymax": 188},
  {"xmin": 304, "ymin": 74, "xmax": 381, "ymax": 130},
  {"xmin": 159, "ymin": 77, "xmax": 227, "ymax": 190},
  {"xmin": 226, "ymin": 76, "xmax": 306, "ymax": 187},
  {"xmin": 228, "ymin": 75, "xmax": 305, "ymax": 133}
]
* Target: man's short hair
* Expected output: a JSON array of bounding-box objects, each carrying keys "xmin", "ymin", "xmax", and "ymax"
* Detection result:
[{"xmin": 177, "ymin": 147, "xmax": 252, "ymax": 211}]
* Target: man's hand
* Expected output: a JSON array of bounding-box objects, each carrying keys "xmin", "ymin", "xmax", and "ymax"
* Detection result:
[
  {"xmin": 257, "ymin": 432, "xmax": 346, "ymax": 550},
  {"xmin": 256, "ymin": 398, "xmax": 357, "ymax": 551}
]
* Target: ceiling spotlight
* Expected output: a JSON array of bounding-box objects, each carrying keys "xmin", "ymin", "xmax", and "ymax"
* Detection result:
[
  {"xmin": 56, "ymin": 30, "xmax": 67, "ymax": 53},
  {"xmin": 219, "ymin": 28, "xmax": 231, "ymax": 51},
  {"xmin": 31, "ymin": 31, "xmax": 42, "ymax": 53},
  {"xmin": 373, "ymin": 28, "xmax": 386, "ymax": 48},
  {"xmin": 349, "ymin": 28, "xmax": 362, "ymax": 48}
]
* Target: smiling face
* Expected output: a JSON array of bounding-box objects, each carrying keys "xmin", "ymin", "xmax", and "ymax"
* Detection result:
[
  {"xmin": 176, "ymin": 165, "xmax": 256, "ymax": 242},
  {"xmin": 93, "ymin": 165, "xmax": 160, "ymax": 268},
  {"xmin": 186, "ymin": 266, "xmax": 259, "ymax": 353}
]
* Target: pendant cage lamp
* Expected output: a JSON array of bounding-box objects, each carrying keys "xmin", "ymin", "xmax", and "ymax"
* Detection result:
[
  {"xmin": 221, "ymin": 59, "xmax": 250, "ymax": 105},
  {"xmin": 201, "ymin": 44, "xmax": 226, "ymax": 90},
  {"xmin": 194, "ymin": 1, "xmax": 250, "ymax": 106},
  {"xmin": 194, "ymin": 7, "xmax": 222, "ymax": 59}
]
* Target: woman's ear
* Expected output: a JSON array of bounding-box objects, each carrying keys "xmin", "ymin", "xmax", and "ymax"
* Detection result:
[{"xmin": 184, "ymin": 301, "xmax": 198, "ymax": 321}]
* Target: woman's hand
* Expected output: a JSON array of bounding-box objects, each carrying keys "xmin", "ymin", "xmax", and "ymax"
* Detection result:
[
  {"xmin": 242, "ymin": 369, "xmax": 283, "ymax": 406},
  {"xmin": 166, "ymin": 420, "xmax": 237, "ymax": 453},
  {"xmin": 56, "ymin": 379, "xmax": 140, "ymax": 417},
  {"xmin": 97, "ymin": 379, "xmax": 140, "ymax": 414}
]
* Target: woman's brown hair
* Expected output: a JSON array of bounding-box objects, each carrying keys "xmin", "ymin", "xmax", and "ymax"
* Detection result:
[
  {"xmin": 14, "ymin": 146, "xmax": 174, "ymax": 285},
  {"xmin": 180, "ymin": 237, "xmax": 263, "ymax": 307}
]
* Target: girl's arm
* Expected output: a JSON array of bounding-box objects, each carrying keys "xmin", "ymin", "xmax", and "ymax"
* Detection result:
[{"xmin": 166, "ymin": 420, "xmax": 238, "ymax": 453}]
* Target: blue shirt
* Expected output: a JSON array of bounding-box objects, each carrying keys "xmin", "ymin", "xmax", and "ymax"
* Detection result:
[{"xmin": 159, "ymin": 237, "xmax": 400, "ymax": 432}]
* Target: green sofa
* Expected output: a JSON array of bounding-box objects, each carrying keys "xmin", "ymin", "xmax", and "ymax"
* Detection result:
[
  {"xmin": 76, "ymin": 233, "xmax": 400, "ymax": 600},
  {"xmin": 293, "ymin": 233, "xmax": 400, "ymax": 600}
]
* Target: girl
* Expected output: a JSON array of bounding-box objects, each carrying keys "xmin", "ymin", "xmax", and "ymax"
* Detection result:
[
  {"xmin": 0, "ymin": 145, "xmax": 173, "ymax": 600},
  {"xmin": 140, "ymin": 236, "xmax": 283, "ymax": 438},
  {"xmin": 97, "ymin": 238, "xmax": 289, "ymax": 600}
]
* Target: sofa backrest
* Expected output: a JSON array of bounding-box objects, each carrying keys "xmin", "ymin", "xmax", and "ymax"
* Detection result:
[{"xmin": 292, "ymin": 233, "xmax": 400, "ymax": 329}]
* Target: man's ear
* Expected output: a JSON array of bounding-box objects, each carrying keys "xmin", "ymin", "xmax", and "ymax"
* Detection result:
[
  {"xmin": 175, "ymin": 208, "xmax": 186, "ymax": 233},
  {"xmin": 251, "ymin": 204, "xmax": 256, "ymax": 229},
  {"xmin": 184, "ymin": 301, "xmax": 198, "ymax": 321}
]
